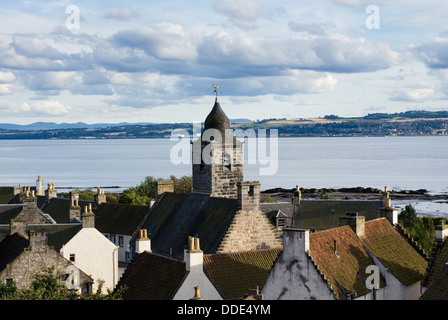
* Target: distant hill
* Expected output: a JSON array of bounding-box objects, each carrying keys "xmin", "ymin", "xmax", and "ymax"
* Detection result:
[
  {"xmin": 0, "ymin": 111, "xmax": 446, "ymax": 139},
  {"xmin": 0, "ymin": 119, "xmax": 251, "ymax": 131},
  {"xmin": 0, "ymin": 121, "xmax": 153, "ymax": 131}
]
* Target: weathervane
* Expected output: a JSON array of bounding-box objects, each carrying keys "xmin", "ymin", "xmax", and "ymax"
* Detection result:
[{"xmin": 212, "ymin": 84, "xmax": 221, "ymax": 98}]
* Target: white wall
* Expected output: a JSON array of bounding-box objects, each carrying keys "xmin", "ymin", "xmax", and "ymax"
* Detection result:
[
  {"xmin": 61, "ymin": 228, "xmax": 119, "ymax": 293},
  {"xmin": 262, "ymin": 229, "xmax": 337, "ymax": 300},
  {"xmin": 104, "ymin": 233, "xmax": 131, "ymax": 262},
  {"xmin": 173, "ymin": 251, "xmax": 222, "ymax": 300}
]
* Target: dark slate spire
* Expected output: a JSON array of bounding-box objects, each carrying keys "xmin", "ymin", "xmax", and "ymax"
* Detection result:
[{"xmin": 203, "ymin": 97, "xmax": 230, "ymax": 140}]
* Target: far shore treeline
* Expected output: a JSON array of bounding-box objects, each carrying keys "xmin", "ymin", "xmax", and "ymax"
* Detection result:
[{"xmin": 1, "ymin": 110, "xmax": 447, "ymax": 139}]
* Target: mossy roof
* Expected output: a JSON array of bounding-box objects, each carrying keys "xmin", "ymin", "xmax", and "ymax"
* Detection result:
[
  {"xmin": 294, "ymin": 199, "xmax": 382, "ymax": 230},
  {"xmin": 140, "ymin": 192, "xmax": 238, "ymax": 258},
  {"xmin": 361, "ymin": 218, "xmax": 428, "ymax": 286},
  {"xmin": 423, "ymin": 238, "xmax": 448, "ymax": 290},
  {"xmin": 203, "ymin": 248, "xmax": 282, "ymax": 300},
  {"xmin": 420, "ymin": 261, "xmax": 448, "ymax": 300}
]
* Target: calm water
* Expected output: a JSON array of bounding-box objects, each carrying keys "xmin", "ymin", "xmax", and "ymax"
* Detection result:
[{"xmin": 0, "ymin": 136, "xmax": 447, "ymax": 215}]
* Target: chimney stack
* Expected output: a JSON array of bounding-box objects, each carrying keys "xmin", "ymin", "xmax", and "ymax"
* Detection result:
[
  {"xmin": 282, "ymin": 228, "xmax": 310, "ymax": 254},
  {"xmin": 10, "ymin": 219, "xmax": 26, "ymax": 236},
  {"xmin": 22, "ymin": 187, "xmax": 38, "ymax": 210},
  {"xmin": 339, "ymin": 212, "xmax": 365, "ymax": 238},
  {"xmin": 69, "ymin": 191, "xmax": 81, "ymax": 221},
  {"xmin": 293, "ymin": 185, "xmax": 302, "ymax": 206},
  {"xmin": 95, "ymin": 187, "xmax": 106, "ymax": 206},
  {"xmin": 379, "ymin": 186, "xmax": 398, "ymax": 225},
  {"xmin": 435, "ymin": 220, "xmax": 448, "ymax": 242},
  {"xmin": 29, "ymin": 230, "xmax": 48, "ymax": 249},
  {"xmin": 45, "ymin": 183, "xmax": 57, "ymax": 199},
  {"xmin": 237, "ymin": 181, "xmax": 260, "ymax": 212},
  {"xmin": 81, "ymin": 203, "xmax": 95, "ymax": 228},
  {"xmin": 135, "ymin": 229, "xmax": 151, "ymax": 253},
  {"xmin": 155, "ymin": 180, "xmax": 174, "ymax": 202},
  {"xmin": 186, "ymin": 236, "xmax": 203, "ymax": 273},
  {"xmin": 36, "ymin": 176, "xmax": 45, "ymax": 196}
]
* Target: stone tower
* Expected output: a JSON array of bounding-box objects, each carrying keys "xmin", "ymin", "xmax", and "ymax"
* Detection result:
[{"xmin": 192, "ymin": 97, "xmax": 243, "ymax": 199}]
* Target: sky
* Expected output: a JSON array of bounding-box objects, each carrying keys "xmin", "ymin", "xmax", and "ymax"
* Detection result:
[{"xmin": 0, "ymin": 0, "xmax": 447, "ymax": 125}]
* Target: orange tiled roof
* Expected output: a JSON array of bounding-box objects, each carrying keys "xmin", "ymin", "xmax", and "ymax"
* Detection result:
[{"xmin": 309, "ymin": 225, "xmax": 381, "ymax": 299}]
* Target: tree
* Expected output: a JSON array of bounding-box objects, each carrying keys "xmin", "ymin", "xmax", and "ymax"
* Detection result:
[
  {"xmin": 398, "ymin": 204, "xmax": 437, "ymax": 255},
  {"xmin": 118, "ymin": 175, "xmax": 192, "ymax": 206},
  {"xmin": 399, "ymin": 204, "xmax": 418, "ymax": 229},
  {"xmin": 119, "ymin": 188, "xmax": 151, "ymax": 206},
  {"xmin": 0, "ymin": 267, "xmax": 124, "ymax": 300}
]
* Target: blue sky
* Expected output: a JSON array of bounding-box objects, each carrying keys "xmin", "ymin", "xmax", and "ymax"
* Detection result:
[{"xmin": 0, "ymin": 0, "xmax": 447, "ymax": 124}]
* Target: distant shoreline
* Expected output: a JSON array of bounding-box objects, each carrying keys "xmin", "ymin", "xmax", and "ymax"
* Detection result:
[{"xmin": 261, "ymin": 186, "xmax": 448, "ymax": 202}]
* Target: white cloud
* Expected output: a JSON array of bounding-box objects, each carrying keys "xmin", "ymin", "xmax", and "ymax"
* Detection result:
[
  {"xmin": 329, "ymin": 0, "xmax": 363, "ymax": 7},
  {"xmin": 0, "ymin": 71, "xmax": 16, "ymax": 83},
  {"xmin": 32, "ymin": 100, "xmax": 71, "ymax": 115},
  {"xmin": 103, "ymin": 7, "xmax": 139, "ymax": 21},
  {"xmin": 113, "ymin": 23, "xmax": 198, "ymax": 61},
  {"xmin": 0, "ymin": 85, "xmax": 12, "ymax": 95},
  {"xmin": 413, "ymin": 36, "xmax": 448, "ymax": 69},
  {"xmin": 389, "ymin": 85, "xmax": 436, "ymax": 102},
  {"xmin": 213, "ymin": 0, "xmax": 264, "ymax": 30}
]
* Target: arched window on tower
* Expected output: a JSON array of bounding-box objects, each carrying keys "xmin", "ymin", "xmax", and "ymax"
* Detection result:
[{"xmin": 224, "ymin": 152, "xmax": 232, "ymax": 171}]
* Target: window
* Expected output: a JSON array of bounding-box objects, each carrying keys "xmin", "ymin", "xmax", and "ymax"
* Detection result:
[
  {"xmin": 110, "ymin": 234, "xmax": 116, "ymax": 243},
  {"xmin": 248, "ymin": 185, "xmax": 254, "ymax": 196},
  {"xmin": 277, "ymin": 218, "xmax": 286, "ymax": 229},
  {"xmin": 223, "ymin": 153, "xmax": 231, "ymax": 171},
  {"xmin": 125, "ymin": 251, "xmax": 130, "ymax": 261},
  {"xmin": 119, "ymin": 236, "xmax": 124, "ymax": 247},
  {"xmin": 69, "ymin": 254, "xmax": 75, "ymax": 262}
]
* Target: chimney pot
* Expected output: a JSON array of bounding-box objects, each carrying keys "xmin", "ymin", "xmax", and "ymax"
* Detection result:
[{"xmin": 190, "ymin": 286, "xmax": 203, "ymax": 300}]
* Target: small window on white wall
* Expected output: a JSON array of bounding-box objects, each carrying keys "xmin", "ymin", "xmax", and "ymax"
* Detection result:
[{"xmin": 69, "ymin": 254, "xmax": 75, "ymax": 262}]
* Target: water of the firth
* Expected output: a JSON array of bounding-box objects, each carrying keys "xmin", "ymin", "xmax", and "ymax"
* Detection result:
[{"xmin": 0, "ymin": 136, "xmax": 447, "ymax": 216}]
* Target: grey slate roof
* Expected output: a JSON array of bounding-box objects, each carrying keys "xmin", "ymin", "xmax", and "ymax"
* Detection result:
[
  {"xmin": 0, "ymin": 233, "xmax": 29, "ymax": 272},
  {"xmin": 94, "ymin": 203, "xmax": 150, "ymax": 235},
  {"xmin": 260, "ymin": 202, "xmax": 294, "ymax": 227},
  {"xmin": 139, "ymin": 192, "xmax": 238, "ymax": 258},
  {"xmin": 40, "ymin": 197, "xmax": 93, "ymax": 223},
  {"xmin": 293, "ymin": 199, "xmax": 382, "ymax": 230},
  {"xmin": 116, "ymin": 251, "xmax": 187, "ymax": 300},
  {"xmin": 0, "ymin": 204, "xmax": 23, "ymax": 224}
]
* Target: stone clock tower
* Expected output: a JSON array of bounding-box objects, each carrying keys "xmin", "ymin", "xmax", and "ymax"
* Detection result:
[{"xmin": 192, "ymin": 97, "xmax": 243, "ymax": 198}]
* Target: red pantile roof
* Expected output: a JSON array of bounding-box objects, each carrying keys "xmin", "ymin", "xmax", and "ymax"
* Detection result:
[{"xmin": 309, "ymin": 225, "xmax": 379, "ymax": 299}]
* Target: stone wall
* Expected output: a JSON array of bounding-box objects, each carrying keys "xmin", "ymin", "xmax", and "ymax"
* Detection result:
[
  {"xmin": 192, "ymin": 139, "xmax": 243, "ymax": 199},
  {"xmin": 0, "ymin": 232, "xmax": 92, "ymax": 294},
  {"xmin": 217, "ymin": 209, "xmax": 283, "ymax": 252},
  {"xmin": 218, "ymin": 181, "xmax": 282, "ymax": 252}
]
